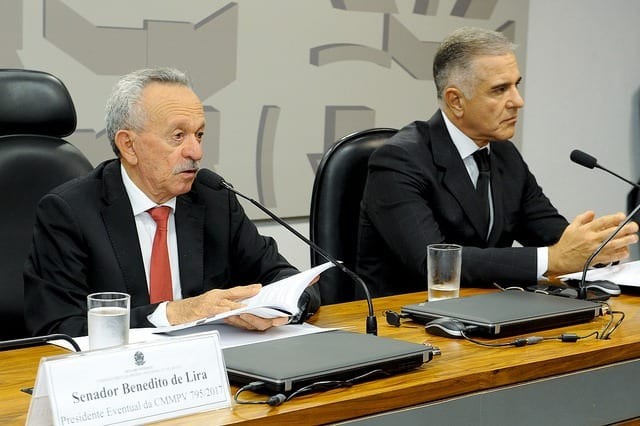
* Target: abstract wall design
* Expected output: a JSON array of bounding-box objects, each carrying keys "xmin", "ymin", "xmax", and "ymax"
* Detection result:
[{"xmin": 4, "ymin": 0, "xmax": 528, "ymax": 218}]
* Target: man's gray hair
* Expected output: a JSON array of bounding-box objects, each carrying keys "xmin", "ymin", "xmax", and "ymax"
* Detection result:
[
  {"xmin": 433, "ymin": 27, "xmax": 515, "ymax": 100},
  {"xmin": 105, "ymin": 68, "xmax": 192, "ymax": 156}
]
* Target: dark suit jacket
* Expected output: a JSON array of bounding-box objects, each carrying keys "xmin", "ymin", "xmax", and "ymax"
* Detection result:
[
  {"xmin": 356, "ymin": 111, "xmax": 569, "ymax": 297},
  {"xmin": 24, "ymin": 159, "xmax": 319, "ymax": 337}
]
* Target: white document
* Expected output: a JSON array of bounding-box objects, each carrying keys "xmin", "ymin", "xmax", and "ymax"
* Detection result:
[
  {"xmin": 156, "ymin": 262, "xmax": 334, "ymax": 333},
  {"xmin": 560, "ymin": 260, "xmax": 640, "ymax": 287},
  {"xmin": 51, "ymin": 323, "xmax": 333, "ymax": 352}
]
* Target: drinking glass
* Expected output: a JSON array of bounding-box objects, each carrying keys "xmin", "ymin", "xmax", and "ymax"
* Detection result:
[
  {"xmin": 427, "ymin": 244, "xmax": 462, "ymax": 301},
  {"xmin": 87, "ymin": 292, "xmax": 130, "ymax": 350}
]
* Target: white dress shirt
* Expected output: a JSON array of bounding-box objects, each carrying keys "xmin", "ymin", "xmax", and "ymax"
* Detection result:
[{"xmin": 121, "ymin": 165, "xmax": 181, "ymax": 326}]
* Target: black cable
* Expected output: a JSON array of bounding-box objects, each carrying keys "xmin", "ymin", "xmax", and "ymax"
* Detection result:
[
  {"xmin": 0, "ymin": 333, "xmax": 81, "ymax": 352},
  {"xmin": 384, "ymin": 310, "xmax": 419, "ymax": 328},
  {"xmin": 286, "ymin": 369, "xmax": 389, "ymax": 402},
  {"xmin": 588, "ymin": 301, "xmax": 625, "ymax": 340},
  {"xmin": 460, "ymin": 330, "xmax": 601, "ymax": 348},
  {"xmin": 234, "ymin": 381, "xmax": 271, "ymax": 405},
  {"xmin": 233, "ymin": 369, "xmax": 391, "ymax": 407},
  {"xmin": 601, "ymin": 310, "xmax": 625, "ymax": 340}
]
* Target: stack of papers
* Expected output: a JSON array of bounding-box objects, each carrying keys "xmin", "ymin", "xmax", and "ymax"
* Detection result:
[{"xmin": 560, "ymin": 260, "xmax": 640, "ymax": 287}]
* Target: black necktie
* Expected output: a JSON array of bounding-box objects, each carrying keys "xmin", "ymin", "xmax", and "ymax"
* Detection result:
[{"xmin": 472, "ymin": 149, "xmax": 491, "ymax": 239}]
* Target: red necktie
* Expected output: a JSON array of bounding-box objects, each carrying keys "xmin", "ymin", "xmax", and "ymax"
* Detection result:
[{"xmin": 148, "ymin": 206, "xmax": 173, "ymax": 303}]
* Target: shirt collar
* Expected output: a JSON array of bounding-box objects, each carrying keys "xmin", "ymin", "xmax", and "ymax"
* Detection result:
[
  {"xmin": 440, "ymin": 109, "xmax": 490, "ymax": 159},
  {"xmin": 120, "ymin": 164, "xmax": 176, "ymax": 216}
]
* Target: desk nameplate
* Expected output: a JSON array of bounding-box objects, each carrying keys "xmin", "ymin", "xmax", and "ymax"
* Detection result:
[{"xmin": 26, "ymin": 331, "xmax": 231, "ymax": 426}]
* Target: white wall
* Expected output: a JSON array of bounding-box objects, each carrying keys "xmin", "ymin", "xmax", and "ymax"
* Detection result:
[
  {"xmin": 522, "ymin": 0, "xmax": 640, "ymax": 220},
  {"xmin": 260, "ymin": 0, "xmax": 640, "ymax": 270},
  {"xmin": 256, "ymin": 218, "xmax": 312, "ymax": 270}
]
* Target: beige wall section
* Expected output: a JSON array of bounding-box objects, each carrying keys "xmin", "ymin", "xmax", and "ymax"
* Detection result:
[
  {"xmin": 522, "ymin": 0, "xmax": 640, "ymax": 263},
  {"xmin": 6, "ymin": 1, "xmax": 639, "ymax": 273},
  {"xmin": 267, "ymin": 0, "xmax": 640, "ymax": 271},
  {"xmin": 8, "ymin": 0, "xmax": 529, "ymax": 224},
  {"xmin": 522, "ymin": 0, "xmax": 640, "ymax": 220}
]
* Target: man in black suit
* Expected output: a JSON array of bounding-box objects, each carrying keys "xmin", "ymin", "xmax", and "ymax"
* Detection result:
[
  {"xmin": 357, "ymin": 27, "xmax": 638, "ymax": 297},
  {"xmin": 24, "ymin": 68, "xmax": 319, "ymax": 337}
]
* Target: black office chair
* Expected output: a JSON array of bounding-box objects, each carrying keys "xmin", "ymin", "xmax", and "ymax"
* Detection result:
[
  {"xmin": 309, "ymin": 128, "xmax": 397, "ymax": 304},
  {"xmin": 0, "ymin": 69, "xmax": 93, "ymax": 340}
]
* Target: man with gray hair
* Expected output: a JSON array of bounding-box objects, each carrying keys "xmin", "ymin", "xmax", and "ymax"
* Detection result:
[
  {"xmin": 356, "ymin": 27, "xmax": 637, "ymax": 297},
  {"xmin": 25, "ymin": 68, "xmax": 319, "ymax": 337}
]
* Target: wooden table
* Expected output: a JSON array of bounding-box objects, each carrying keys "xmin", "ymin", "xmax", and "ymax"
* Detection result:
[{"xmin": 3, "ymin": 288, "xmax": 640, "ymax": 425}]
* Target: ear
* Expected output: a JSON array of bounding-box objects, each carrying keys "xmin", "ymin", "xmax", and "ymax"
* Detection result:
[
  {"xmin": 443, "ymin": 87, "xmax": 465, "ymax": 119},
  {"xmin": 114, "ymin": 130, "xmax": 138, "ymax": 165}
]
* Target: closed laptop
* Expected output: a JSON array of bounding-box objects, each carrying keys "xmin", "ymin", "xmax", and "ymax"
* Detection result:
[
  {"xmin": 223, "ymin": 330, "xmax": 437, "ymax": 393},
  {"xmin": 401, "ymin": 290, "xmax": 602, "ymax": 337}
]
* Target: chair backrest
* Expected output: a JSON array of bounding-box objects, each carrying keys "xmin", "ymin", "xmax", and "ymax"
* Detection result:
[
  {"xmin": 309, "ymin": 128, "xmax": 397, "ymax": 304},
  {"xmin": 0, "ymin": 69, "xmax": 93, "ymax": 340}
]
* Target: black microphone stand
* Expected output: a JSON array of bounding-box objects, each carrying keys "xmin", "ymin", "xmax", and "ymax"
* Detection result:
[
  {"xmin": 570, "ymin": 149, "xmax": 640, "ymax": 299},
  {"xmin": 578, "ymin": 202, "xmax": 640, "ymax": 299},
  {"xmin": 221, "ymin": 181, "xmax": 378, "ymax": 335}
]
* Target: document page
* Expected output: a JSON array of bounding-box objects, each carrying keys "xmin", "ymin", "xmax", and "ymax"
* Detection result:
[
  {"xmin": 157, "ymin": 262, "xmax": 334, "ymax": 333},
  {"xmin": 560, "ymin": 260, "xmax": 640, "ymax": 287},
  {"xmin": 51, "ymin": 323, "xmax": 334, "ymax": 351}
]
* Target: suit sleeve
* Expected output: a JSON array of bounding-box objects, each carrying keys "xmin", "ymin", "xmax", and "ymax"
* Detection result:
[
  {"xmin": 508, "ymin": 148, "xmax": 569, "ymax": 248},
  {"xmin": 24, "ymin": 193, "xmax": 157, "ymax": 337}
]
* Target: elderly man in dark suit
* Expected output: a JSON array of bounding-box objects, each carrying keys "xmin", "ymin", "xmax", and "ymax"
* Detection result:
[
  {"xmin": 357, "ymin": 27, "xmax": 638, "ymax": 297},
  {"xmin": 24, "ymin": 68, "xmax": 319, "ymax": 337}
]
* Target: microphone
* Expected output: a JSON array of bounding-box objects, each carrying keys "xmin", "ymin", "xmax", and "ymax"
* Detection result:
[
  {"xmin": 569, "ymin": 149, "xmax": 640, "ymax": 299},
  {"xmin": 197, "ymin": 169, "xmax": 378, "ymax": 335},
  {"xmin": 570, "ymin": 149, "xmax": 640, "ymax": 189}
]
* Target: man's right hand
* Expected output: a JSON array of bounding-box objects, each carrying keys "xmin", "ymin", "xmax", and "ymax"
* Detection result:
[
  {"xmin": 166, "ymin": 284, "xmax": 262, "ymax": 326},
  {"xmin": 547, "ymin": 211, "xmax": 639, "ymax": 277}
]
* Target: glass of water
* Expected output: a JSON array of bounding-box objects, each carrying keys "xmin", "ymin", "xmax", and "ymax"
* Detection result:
[
  {"xmin": 87, "ymin": 292, "xmax": 130, "ymax": 350},
  {"xmin": 427, "ymin": 244, "xmax": 462, "ymax": 301}
]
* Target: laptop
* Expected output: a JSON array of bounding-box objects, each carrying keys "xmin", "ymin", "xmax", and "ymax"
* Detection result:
[
  {"xmin": 223, "ymin": 330, "xmax": 437, "ymax": 393},
  {"xmin": 401, "ymin": 290, "xmax": 603, "ymax": 338}
]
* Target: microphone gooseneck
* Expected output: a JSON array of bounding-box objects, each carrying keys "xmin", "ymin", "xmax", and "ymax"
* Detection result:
[
  {"xmin": 0, "ymin": 333, "xmax": 81, "ymax": 352},
  {"xmin": 569, "ymin": 149, "xmax": 639, "ymax": 298},
  {"xmin": 578, "ymin": 203, "xmax": 640, "ymax": 298},
  {"xmin": 570, "ymin": 149, "xmax": 640, "ymax": 189},
  {"xmin": 197, "ymin": 169, "xmax": 378, "ymax": 335}
]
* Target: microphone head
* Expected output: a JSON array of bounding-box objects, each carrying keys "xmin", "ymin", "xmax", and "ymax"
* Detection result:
[
  {"xmin": 570, "ymin": 149, "xmax": 598, "ymax": 169},
  {"xmin": 197, "ymin": 168, "xmax": 226, "ymax": 190}
]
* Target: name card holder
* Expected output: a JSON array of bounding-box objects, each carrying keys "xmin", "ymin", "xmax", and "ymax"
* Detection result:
[{"xmin": 27, "ymin": 331, "xmax": 231, "ymax": 426}]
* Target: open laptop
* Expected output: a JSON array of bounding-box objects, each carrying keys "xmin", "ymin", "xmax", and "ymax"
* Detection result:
[
  {"xmin": 401, "ymin": 290, "xmax": 603, "ymax": 338},
  {"xmin": 223, "ymin": 330, "xmax": 437, "ymax": 393}
]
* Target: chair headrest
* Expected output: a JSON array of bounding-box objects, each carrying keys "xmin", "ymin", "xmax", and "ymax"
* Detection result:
[{"xmin": 0, "ymin": 69, "xmax": 77, "ymax": 137}]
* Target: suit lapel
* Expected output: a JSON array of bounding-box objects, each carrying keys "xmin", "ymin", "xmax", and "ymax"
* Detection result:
[
  {"xmin": 100, "ymin": 161, "xmax": 150, "ymax": 304},
  {"xmin": 100, "ymin": 161, "xmax": 207, "ymax": 302},
  {"xmin": 428, "ymin": 112, "xmax": 488, "ymax": 239},
  {"xmin": 175, "ymin": 194, "xmax": 205, "ymax": 298}
]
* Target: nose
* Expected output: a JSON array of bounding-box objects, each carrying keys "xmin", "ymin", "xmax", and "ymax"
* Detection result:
[
  {"xmin": 182, "ymin": 134, "xmax": 203, "ymax": 160},
  {"xmin": 507, "ymin": 87, "xmax": 525, "ymax": 109}
]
